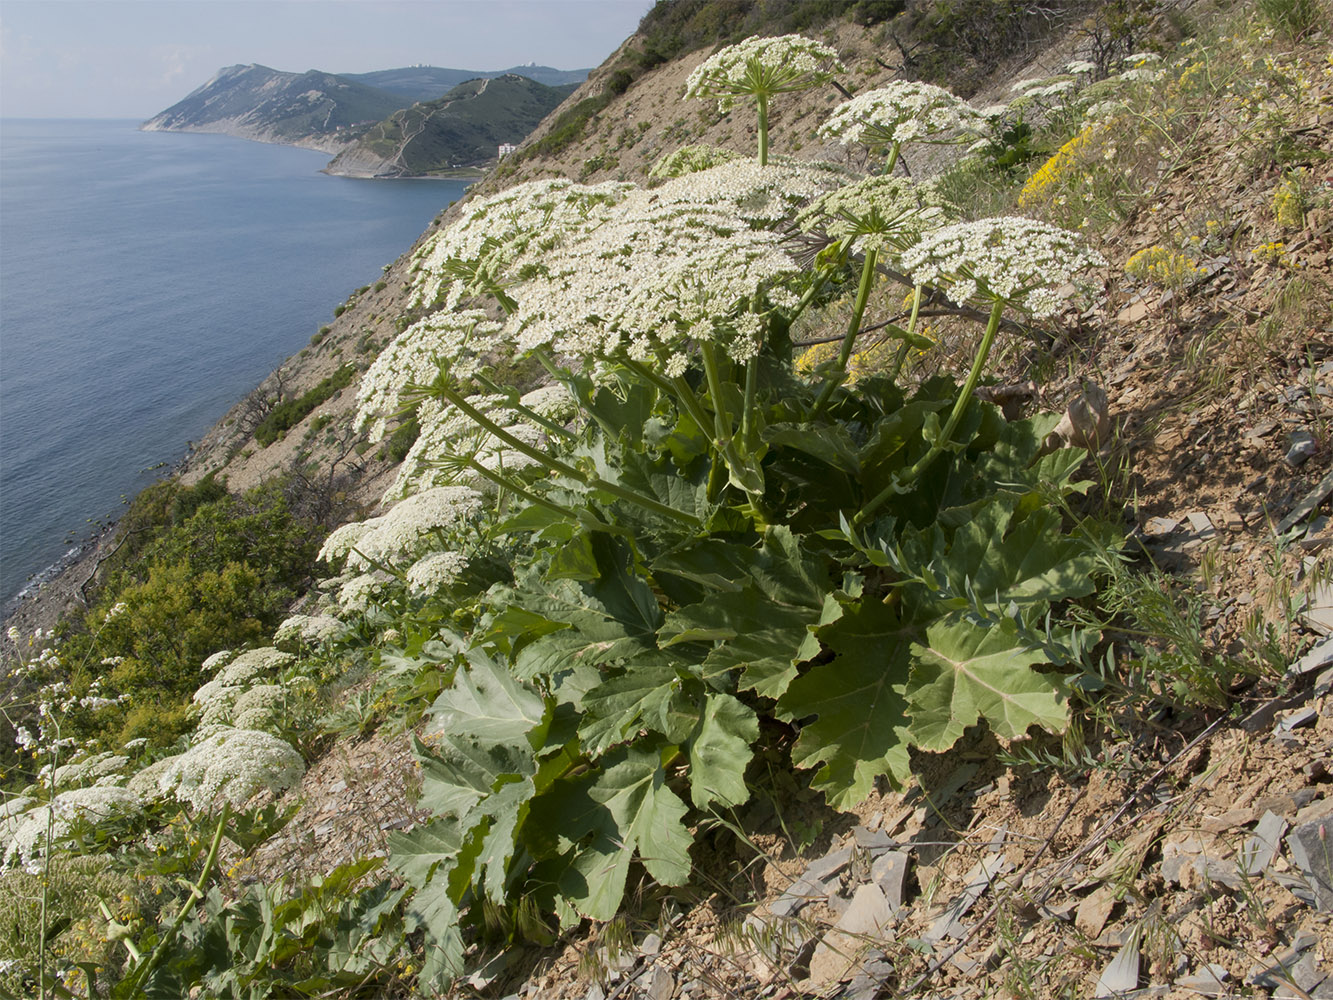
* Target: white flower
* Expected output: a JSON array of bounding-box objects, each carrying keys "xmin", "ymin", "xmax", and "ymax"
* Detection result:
[
  {"xmin": 274, "ymin": 613, "xmax": 347, "ymax": 647},
  {"xmin": 649, "ymin": 144, "xmax": 743, "ymax": 179},
  {"xmin": 103, "ymin": 601, "xmax": 128, "ymax": 623},
  {"xmin": 318, "ymin": 520, "xmax": 380, "ymax": 567},
  {"xmin": 200, "ymin": 649, "xmax": 236, "ymax": 674},
  {"xmin": 684, "ymin": 34, "xmax": 845, "ymax": 112},
  {"xmin": 355, "ymin": 309, "xmax": 503, "ymax": 442},
  {"xmin": 1066, "ymin": 60, "xmax": 1096, "ymax": 75},
  {"xmin": 900, "ymin": 217, "xmax": 1106, "ymax": 316},
  {"xmin": 215, "ymin": 647, "xmax": 293, "ymax": 686},
  {"xmin": 796, "ymin": 175, "xmax": 953, "ymax": 254},
  {"xmin": 337, "ymin": 572, "xmax": 389, "ymax": 613},
  {"xmin": 4, "ymin": 786, "xmax": 142, "ymax": 868},
  {"xmin": 405, "ymin": 551, "xmax": 470, "ymax": 594},
  {"xmin": 508, "ymin": 182, "xmax": 801, "ymax": 370},
  {"xmin": 231, "ymin": 685, "xmax": 286, "ymax": 731},
  {"xmin": 819, "ymin": 81, "xmax": 985, "ymax": 150},
  {"xmin": 408, "ymin": 178, "xmax": 634, "ymax": 312},
  {"xmin": 158, "ymin": 728, "xmax": 304, "ymax": 811}
]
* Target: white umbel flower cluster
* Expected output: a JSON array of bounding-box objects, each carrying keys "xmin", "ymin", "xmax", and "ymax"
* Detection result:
[
  {"xmin": 193, "ymin": 646, "xmax": 294, "ymax": 730},
  {"xmin": 684, "ymin": 34, "xmax": 845, "ymax": 111},
  {"xmin": 405, "ymin": 550, "xmax": 471, "ymax": 594},
  {"xmin": 797, "ymin": 175, "xmax": 954, "ymax": 253},
  {"xmin": 51, "ymin": 752, "xmax": 129, "ymax": 790},
  {"xmin": 509, "ymin": 189, "xmax": 798, "ymax": 369},
  {"xmin": 158, "ymin": 727, "xmax": 305, "ymax": 811},
  {"xmin": 4, "ymin": 786, "xmax": 143, "ymax": 870},
  {"xmin": 273, "ymin": 613, "xmax": 347, "ymax": 648},
  {"xmin": 347, "ymin": 485, "xmax": 484, "ymax": 570},
  {"xmin": 409, "ymin": 179, "xmax": 634, "ymax": 311},
  {"xmin": 819, "ymin": 81, "xmax": 985, "ymax": 149},
  {"xmin": 356, "ymin": 309, "xmax": 503, "ymax": 442},
  {"xmin": 646, "ymin": 159, "xmax": 848, "ymax": 226},
  {"xmin": 900, "ymin": 217, "xmax": 1106, "ymax": 317},
  {"xmin": 649, "ymin": 143, "xmax": 742, "ymax": 179}
]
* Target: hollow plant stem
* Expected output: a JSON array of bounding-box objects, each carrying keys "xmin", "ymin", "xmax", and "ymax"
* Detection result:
[
  {"xmin": 885, "ymin": 142, "xmax": 901, "ymax": 175},
  {"xmin": 435, "ymin": 382, "xmax": 699, "ymax": 525},
  {"xmin": 741, "ymin": 357, "xmax": 759, "ymax": 451},
  {"xmin": 887, "ymin": 284, "xmax": 924, "ymax": 385},
  {"xmin": 811, "ymin": 246, "xmax": 879, "ymax": 419},
  {"xmin": 854, "ymin": 297, "xmax": 1005, "ymax": 526},
  {"xmin": 757, "ymin": 92, "xmax": 770, "ymax": 166},
  {"xmin": 122, "ymin": 803, "xmax": 229, "ymax": 994}
]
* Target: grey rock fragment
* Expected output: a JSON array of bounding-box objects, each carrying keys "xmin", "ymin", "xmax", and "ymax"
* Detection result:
[
  {"xmin": 852, "ymin": 825, "xmax": 897, "ymax": 852},
  {"xmin": 806, "ymin": 884, "xmax": 895, "ymax": 989},
  {"xmin": 1291, "ymin": 636, "xmax": 1333, "ymax": 677},
  {"xmin": 1288, "ymin": 807, "xmax": 1333, "ymax": 910},
  {"xmin": 639, "ymin": 966, "xmax": 675, "ymax": 1000},
  {"xmin": 1279, "ymin": 469, "xmax": 1333, "ymax": 533},
  {"xmin": 1275, "ymin": 706, "xmax": 1319, "ymax": 733},
  {"xmin": 871, "ymin": 850, "xmax": 910, "ymax": 912},
  {"xmin": 1304, "ymin": 581, "xmax": 1333, "ymax": 636},
  {"xmin": 1241, "ymin": 811, "xmax": 1289, "ymax": 876},
  {"xmin": 1286, "ymin": 430, "xmax": 1318, "ymax": 468},
  {"xmin": 770, "ymin": 874, "xmax": 831, "ymax": 918},
  {"xmin": 837, "ymin": 949, "xmax": 893, "ymax": 1000},
  {"xmin": 1174, "ymin": 963, "xmax": 1229, "ymax": 997},
  {"xmin": 1095, "ymin": 925, "xmax": 1142, "ymax": 998},
  {"xmin": 639, "ymin": 933, "xmax": 662, "ymax": 958},
  {"xmin": 923, "ymin": 855, "xmax": 1012, "ymax": 943},
  {"xmin": 806, "ymin": 845, "xmax": 854, "ymax": 884},
  {"xmin": 1249, "ymin": 932, "xmax": 1321, "ymax": 990}
]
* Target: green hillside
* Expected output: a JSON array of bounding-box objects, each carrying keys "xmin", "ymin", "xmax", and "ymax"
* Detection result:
[{"xmin": 326, "ymin": 74, "xmax": 577, "ymax": 175}]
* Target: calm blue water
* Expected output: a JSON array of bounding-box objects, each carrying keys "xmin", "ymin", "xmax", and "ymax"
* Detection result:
[{"xmin": 0, "ymin": 119, "xmax": 469, "ymax": 609}]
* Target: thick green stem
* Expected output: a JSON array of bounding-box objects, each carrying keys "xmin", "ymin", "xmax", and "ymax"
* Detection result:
[
  {"xmin": 459, "ymin": 457, "xmax": 583, "ymax": 523},
  {"xmin": 438, "ymin": 381, "xmax": 700, "ymax": 526},
  {"xmin": 885, "ymin": 142, "xmax": 901, "ymax": 175},
  {"xmin": 472, "ymin": 373, "xmax": 575, "ymax": 441},
  {"xmin": 741, "ymin": 357, "xmax": 759, "ymax": 452},
  {"xmin": 811, "ymin": 247, "xmax": 879, "ymax": 419},
  {"xmin": 700, "ymin": 343, "xmax": 739, "ymax": 461},
  {"xmin": 855, "ymin": 298, "xmax": 1005, "ymax": 526},
  {"xmin": 757, "ymin": 92, "xmax": 770, "ymax": 166},
  {"xmin": 887, "ymin": 284, "xmax": 924, "ymax": 385},
  {"xmin": 122, "ymin": 803, "xmax": 229, "ymax": 994}
]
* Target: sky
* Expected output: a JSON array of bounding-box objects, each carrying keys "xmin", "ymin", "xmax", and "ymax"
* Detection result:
[{"xmin": 0, "ymin": 0, "xmax": 655, "ymax": 119}]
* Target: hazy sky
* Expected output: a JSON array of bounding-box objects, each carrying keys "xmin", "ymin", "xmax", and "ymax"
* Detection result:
[{"xmin": 1, "ymin": 0, "xmax": 655, "ymax": 119}]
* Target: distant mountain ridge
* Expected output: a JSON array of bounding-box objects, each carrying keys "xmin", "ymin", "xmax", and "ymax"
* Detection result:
[
  {"xmin": 140, "ymin": 64, "xmax": 407, "ymax": 154},
  {"xmin": 325, "ymin": 74, "xmax": 578, "ymax": 177},
  {"xmin": 343, "ymin": 64, "xmax": 589, "ymax": 101},
  {"xmin": 141, "ymin": 62, "xmax": 589, "ymax": 170}
]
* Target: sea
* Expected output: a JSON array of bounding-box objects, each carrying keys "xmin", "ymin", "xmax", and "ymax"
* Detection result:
[{"xmin": 0, "ymin": 119, "xmax": 471, "ymax": 613}]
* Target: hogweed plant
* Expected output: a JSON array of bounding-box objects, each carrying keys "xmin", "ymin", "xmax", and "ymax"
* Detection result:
[
  {"xmin": 819, "ymin": 80, "xmax": 988, "ymax": 175},
  {"xmin": 684, "ymin": 34, "xmax": 845, "ymax": 166},
  {"xmin": 0, "ymin": 33, "xmax": 1124, "ymax": 997}
]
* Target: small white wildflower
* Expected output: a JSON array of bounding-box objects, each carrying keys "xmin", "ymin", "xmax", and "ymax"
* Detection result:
[
  {"xmin": 200, "ymin": 649, "xmax": 236, "ymax": 674},
  {"xmin": 103, "ymin": 601, "xmax": 128, "ymax": 623},
  {"xmin": 1066, "ymin": 60, "xmax": 1096, "ymax": 75}
]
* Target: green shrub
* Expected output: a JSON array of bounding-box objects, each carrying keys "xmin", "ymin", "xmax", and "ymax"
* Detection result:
[{"xmin": 253, "ymin": 366, "xmax": 355, "ymax": 447}]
